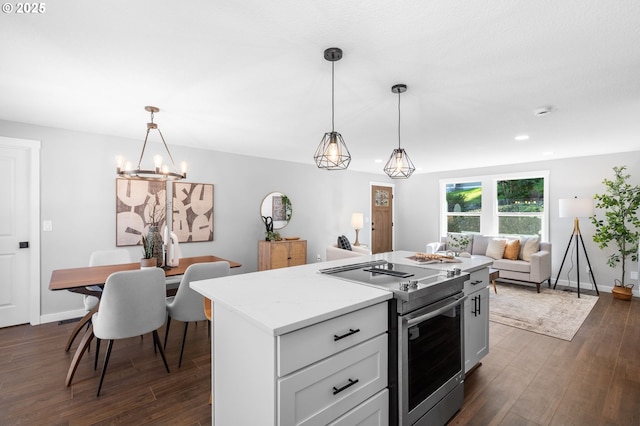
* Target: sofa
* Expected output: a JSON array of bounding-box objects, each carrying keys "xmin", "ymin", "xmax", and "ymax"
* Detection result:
[
  {"xmin": 326, "ymin": 239, "xmax": 372, "ymax": 261},
  {"xmin": 436, "ymin": 233, "xmax": 552, "ymax": 293}
]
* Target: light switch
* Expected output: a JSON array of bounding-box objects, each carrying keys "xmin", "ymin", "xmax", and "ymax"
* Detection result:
[{"xmin": 43, "ymin": 220, "xmax": 52, "ymax": 232}]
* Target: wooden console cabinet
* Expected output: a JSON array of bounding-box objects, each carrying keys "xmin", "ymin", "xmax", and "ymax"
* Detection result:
[{"xmin": 258, "ymin": 240, "xmax": 307, "ymax": 271}]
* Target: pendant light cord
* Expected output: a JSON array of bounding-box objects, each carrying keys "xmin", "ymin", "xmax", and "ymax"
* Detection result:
[
  {"xmin": 397, "ymin": 90, "xmax": 402, "ymax": 149},
  {"xmin": 331, "ymin": 61, "xmax": 335, "ymax": 132}
]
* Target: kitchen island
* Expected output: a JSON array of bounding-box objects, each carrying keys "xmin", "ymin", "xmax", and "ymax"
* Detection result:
[
  {"xmin": 190, "ymin": 251, "xmax": 492, "ymax": 425},
  {"xmin": 190, "ymin": 258, "xmax": 393, "ymax": 425}
]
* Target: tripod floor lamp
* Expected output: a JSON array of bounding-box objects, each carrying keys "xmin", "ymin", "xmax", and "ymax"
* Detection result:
[{"xmin": 554, "ymin": 197, "xmax": 599, "ymax": 298}]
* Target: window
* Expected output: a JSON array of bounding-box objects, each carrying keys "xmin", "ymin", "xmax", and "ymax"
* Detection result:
[
  {"xmin": 445, "ymin": 181, "xmax": 481, "ymax": 233},
  {"xmin": 440, "ymin": 171, "xmax": 549, "ymax": 240},
  {"xmin": 496, "ymin": 177, "xmax": 544, "ymax": 236}
]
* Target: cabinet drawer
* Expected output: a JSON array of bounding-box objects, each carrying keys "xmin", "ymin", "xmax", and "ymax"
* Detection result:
[
  {"xmin": 464, "ymin": 268, "xmax": 489, "ymax": 295},
  {"xmin": 278, "ymin": 302, "xmax": 388, "ymax": 376},
  {"xmin": 328, "ymin": 389, "xmax": 389, "ymax": 426},
  {"xmin": 278, "ymin": 334, "xmax": 388, "ymax": 426}
]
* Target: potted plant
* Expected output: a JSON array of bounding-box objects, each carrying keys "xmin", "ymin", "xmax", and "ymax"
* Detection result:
[
  {"xmin": 591, "ymin": 166, "xmax": 640, "ymax": 300},
  {"xmin": 448, "ymin": 233, "xmax": 472, "ymax": 256},
  {"xmin": 140, "ymin": 234, "xmax": 157, "ymax": 268}
]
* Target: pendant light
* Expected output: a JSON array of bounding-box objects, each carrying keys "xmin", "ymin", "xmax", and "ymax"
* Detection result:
[
  {"xmin": 314, "ymin": 47, "xmax": 351, "ymax": 170},
  {"xmin": 384, "ymin": 84, "xmax": 415, "ymax": 179},
  {"xmin": 115, "ymin": 106, "xmax": 188, "ymax": 181}
]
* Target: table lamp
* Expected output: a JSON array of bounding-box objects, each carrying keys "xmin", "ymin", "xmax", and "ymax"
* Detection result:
[
  {"xmin": 351, "ymin": 212, "xmax": 364, "ymax": 246},
  {"xmin": 554, "ymin": 197, "xmax": 599, "ymax": 298}
]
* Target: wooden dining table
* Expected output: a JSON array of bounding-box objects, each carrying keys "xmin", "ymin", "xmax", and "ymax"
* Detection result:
[{"xmin": 49, "ymin": 255, "xmax": 241, "ymax": 386}]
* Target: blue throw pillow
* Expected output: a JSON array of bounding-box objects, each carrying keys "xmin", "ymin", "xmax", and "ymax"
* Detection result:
[{"xmin": 337, "ymin": 235, "xmax": 352, "ymax": 251}]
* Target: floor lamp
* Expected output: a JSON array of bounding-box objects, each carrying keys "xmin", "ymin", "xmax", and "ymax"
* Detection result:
[{"xmin": 554, "ymin": 197, "xmax": 599, "ymax": 298}]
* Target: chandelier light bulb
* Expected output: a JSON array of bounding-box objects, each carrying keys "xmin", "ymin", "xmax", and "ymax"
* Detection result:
[
  {"xmin": 115, "ymin": 155, "xmax": 125, "ymax": 170},
  {"xmin": 153, "ymin": 155, "xmax": 163, "ymax": 170}
]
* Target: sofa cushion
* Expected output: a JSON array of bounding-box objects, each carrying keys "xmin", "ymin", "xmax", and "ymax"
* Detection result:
[
  {"xmin": 337, "ymin": 235, "xmax": 352, "ymax": 251},
  {"xmin": 519, "ymin": 237, "xmax": 540, "ymax": 261},
  {"xmin": 503, "ymin": 239, "xmax": 520, "ymax": 260},
  {"xmin": 492, "ymin": 259, "xmax": 531, "ymax": 274},
  {"xmin": 471, "ymin": 235, "xmax": 490, "ymax": 256},
  {"xmin": 486, "ymin": 238, "xmax": 507, "ymax": 260}
]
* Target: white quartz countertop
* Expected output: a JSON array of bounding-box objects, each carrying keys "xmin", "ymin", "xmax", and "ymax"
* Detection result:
[{"xmin": 190, "ymin": 259, "xmax": 392, "ymax": 337}]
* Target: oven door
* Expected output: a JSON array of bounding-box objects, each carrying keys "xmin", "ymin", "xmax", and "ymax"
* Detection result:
[{"xmin": 398, "ymin": 293, "xmax": 466, "ymax": 425}]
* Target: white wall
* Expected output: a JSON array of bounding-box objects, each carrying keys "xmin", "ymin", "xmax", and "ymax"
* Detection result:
[
  {"xmin": 1, "ymin": 118, "xmax": 639, "ymax": 320},
  {"xmin": 395, "ymin": 152, "xmax": 640, "ymax": 295},
  {"xmin": 0, "ymin": 120, "xmax": 383, "ymax": 319}
]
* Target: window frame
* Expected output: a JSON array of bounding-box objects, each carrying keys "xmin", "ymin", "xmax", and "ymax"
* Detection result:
[{"xmin": 440, "ymin": 170, "xmax": 549, "ymax": 241}]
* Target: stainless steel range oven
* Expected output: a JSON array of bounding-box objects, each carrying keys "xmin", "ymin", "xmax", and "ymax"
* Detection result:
[{"xmin": 319, "ymin": 260, "xmax": 468, "ymax": 426}]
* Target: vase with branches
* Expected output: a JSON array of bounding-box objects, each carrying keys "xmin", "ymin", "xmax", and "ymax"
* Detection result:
[
  {"xmin": 144, "ymin": 194, "xmax": 166, "ymax": 267},
  {"xmin": 591, "ymin": 166, "xmax": 640, "ymax": 294}
]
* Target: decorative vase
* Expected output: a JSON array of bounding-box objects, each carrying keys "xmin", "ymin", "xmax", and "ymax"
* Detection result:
[
  {"xmin": 140, "ymin": 258, "xmax": 156, "ymax": 269},
  {"xmin": 148, "ymin": 226, "xmax": 164, "ymax": 267}
]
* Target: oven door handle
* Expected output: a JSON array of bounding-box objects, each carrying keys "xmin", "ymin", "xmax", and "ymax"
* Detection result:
[{"xmin": 406, "ymin": 295, "xmax": 467, "ymax": 327}]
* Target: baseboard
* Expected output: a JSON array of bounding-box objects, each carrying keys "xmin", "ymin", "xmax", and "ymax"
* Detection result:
[
  {"xmin": 551, "ymin": 278, "xmax": 638, "ymax": 298},
  {"xmin": 40, "ymin": 308, "xmax": 87, "ymax": 325}
]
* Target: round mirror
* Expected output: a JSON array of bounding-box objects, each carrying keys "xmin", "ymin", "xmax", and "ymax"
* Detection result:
[{"xmin": 260, "ymin": 192, "xmax": 292, "ymax": 230}]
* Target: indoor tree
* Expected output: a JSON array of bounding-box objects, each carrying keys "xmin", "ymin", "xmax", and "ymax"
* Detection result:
[{"xmin": 591, "ymin": 166, "xmax": 640, "ymax": 288}]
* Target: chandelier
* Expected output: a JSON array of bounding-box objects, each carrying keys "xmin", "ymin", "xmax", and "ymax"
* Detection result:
[
  {"xmin": 383, "ymin": 84, "xmax": 415, "ymax": 179},
  {"xmin": 314, "ymin": 47, "xmax": 351, "ymax": 170},
  {"xmin": 115, "ymin": 106, "xmax": 188, "ymax": 181}
]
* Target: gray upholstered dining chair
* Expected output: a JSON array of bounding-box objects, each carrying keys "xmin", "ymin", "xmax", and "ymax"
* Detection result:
[
  {"xmin": 85, "ymin": 249, "xmax": 133, "ymax": 311},
  {"xmin": 164, "ymin": 261, "xmax": 230, "ymax": 367},
  {"xmin": 92, "ymin": 268, "xmax": 170, "ymax": 396}
]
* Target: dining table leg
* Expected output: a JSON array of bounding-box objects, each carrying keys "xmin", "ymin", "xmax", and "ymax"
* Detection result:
[
  {"xmin": 64, "ymin": 302, "xmax": 99, "ymax": 352},
  {"xmin": 66, "ymin": 324, "xmax": 94, "ymax": 387}
]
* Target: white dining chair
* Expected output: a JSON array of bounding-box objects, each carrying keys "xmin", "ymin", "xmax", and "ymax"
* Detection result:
[
  {"xmin": 92, "ymin": 268, "xmax": 170, "ymax": 396},
  {"xmin": 164, "ymin": 261, "xmax": 230, "ymax": 367},
  {"xmin": 85, "ymin": 249, "xmax": 133, "ymax": 310}
]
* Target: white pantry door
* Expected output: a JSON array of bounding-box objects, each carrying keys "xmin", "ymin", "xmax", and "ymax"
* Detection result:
[{"xmin": 0, "ymin": 140, "xmax": 34, "ymax": 327}]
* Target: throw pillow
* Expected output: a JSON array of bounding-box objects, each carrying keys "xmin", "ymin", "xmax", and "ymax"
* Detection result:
[
  {"xmin": 485, "ymin": 238, "xmax": 507, "ymax": 260},
  {"xmin": 503, "ymin": 239, "xmax": 520, "ymax": 260},
  {"xmin": 337, "ymin": 235, "xmax": 352, "ymax": 251},
  {"xmin": 520, "ymin": 237, "xmax": 540, "ymax": 261}
]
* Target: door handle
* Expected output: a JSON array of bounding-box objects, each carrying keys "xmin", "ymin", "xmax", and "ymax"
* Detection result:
[{"xmin": 19, "ymin": 241, "xmax": 29, "ymax": 249}]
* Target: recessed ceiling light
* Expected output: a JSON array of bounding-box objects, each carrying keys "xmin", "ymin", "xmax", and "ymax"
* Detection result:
[
  {"xmin": 374, "ymin": 159, "xmax": 383, "ymax": 163},
  {"xmin": 542, "ymin": 151, "xmax": 554, "ymax": 156},
  {"xmin": 514, "ymin": 135, "xmax": 530, "ymax": 141}
]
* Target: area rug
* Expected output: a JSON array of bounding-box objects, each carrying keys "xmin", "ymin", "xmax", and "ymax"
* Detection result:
[{"xmin": 489, "ymin": 284, "xmax": 598, "ymax": 341}]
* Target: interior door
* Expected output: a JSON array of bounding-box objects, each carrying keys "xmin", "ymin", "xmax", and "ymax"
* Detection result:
[
  {"xmin": 371, "ymin": 185, "xmax": 393, "ymax": 254},
  {"xmin": 0, "ymin": 143, "xmax": 31, "ymax": 327}
]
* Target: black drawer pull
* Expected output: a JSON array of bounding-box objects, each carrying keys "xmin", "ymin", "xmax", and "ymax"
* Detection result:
[
  {"xmin": 333, "ymin": 328, "xmax": 360, "ymax": 341},
  {"xmin": 471, "ymin": 280, "xmax": 483, "ymax": 285},
  {"xmin": 333, "ymin": 378, "xmax": 359, "ymax": 395}
]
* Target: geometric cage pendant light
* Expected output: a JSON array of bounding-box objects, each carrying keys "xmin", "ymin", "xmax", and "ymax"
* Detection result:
[
  {"xmin": 383, "ymin": 84, "xmax": 415, "ymax": 179},
  {"xmin": 115, "ymin": 106, "xmax": 188, "ymax": 181},
  {"xmin": 314, "ymin": 47, "xmax": 351, "ymax": 170}
]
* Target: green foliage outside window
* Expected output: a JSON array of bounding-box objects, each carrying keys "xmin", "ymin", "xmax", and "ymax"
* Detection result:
[
  {"xmin": 498, "ymin": 216, "xmax": 541, "ymax": 236},
  {"xmin": 497, "ymin": 178, "xmax": 544, "ymax": 212},
  {"xmin": 448, "ymin": 216, "xmax": 481, "ymax": 233}
]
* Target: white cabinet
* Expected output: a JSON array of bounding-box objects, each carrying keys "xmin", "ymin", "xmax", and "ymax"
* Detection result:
[
  {"xmin": 212, "ymin": 300, "xmax": 389, "ymax": 426},
  {"xmin": 328, "ymin": 389, "xmax": 389, "ymax": 426},
  {"xmin": 464, "ymin": 268, "xmax": 490, "ymax": 374},
  {"xmin": 278, "ymin": 334, "xmax": 388, "ymax": 425}
]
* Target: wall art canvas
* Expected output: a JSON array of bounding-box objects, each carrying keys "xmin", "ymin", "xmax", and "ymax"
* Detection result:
[
  {"xmin": 172, "ymin": 182, "xmax": 214, "ymax": 243},
  {"xmin": 116, "ymin": 179, "xmax": 166, "ymax": 246}
]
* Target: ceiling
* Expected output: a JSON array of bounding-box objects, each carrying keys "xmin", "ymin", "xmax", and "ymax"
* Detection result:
[{"xmin": 1, "ymin": 1, "xmax": 639, "ymax": 175}]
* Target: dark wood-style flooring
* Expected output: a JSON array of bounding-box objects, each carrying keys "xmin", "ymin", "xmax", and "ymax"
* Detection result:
[{"xmin": 1, "ymin": 290, "xmax": 638, "ymax": 425}]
